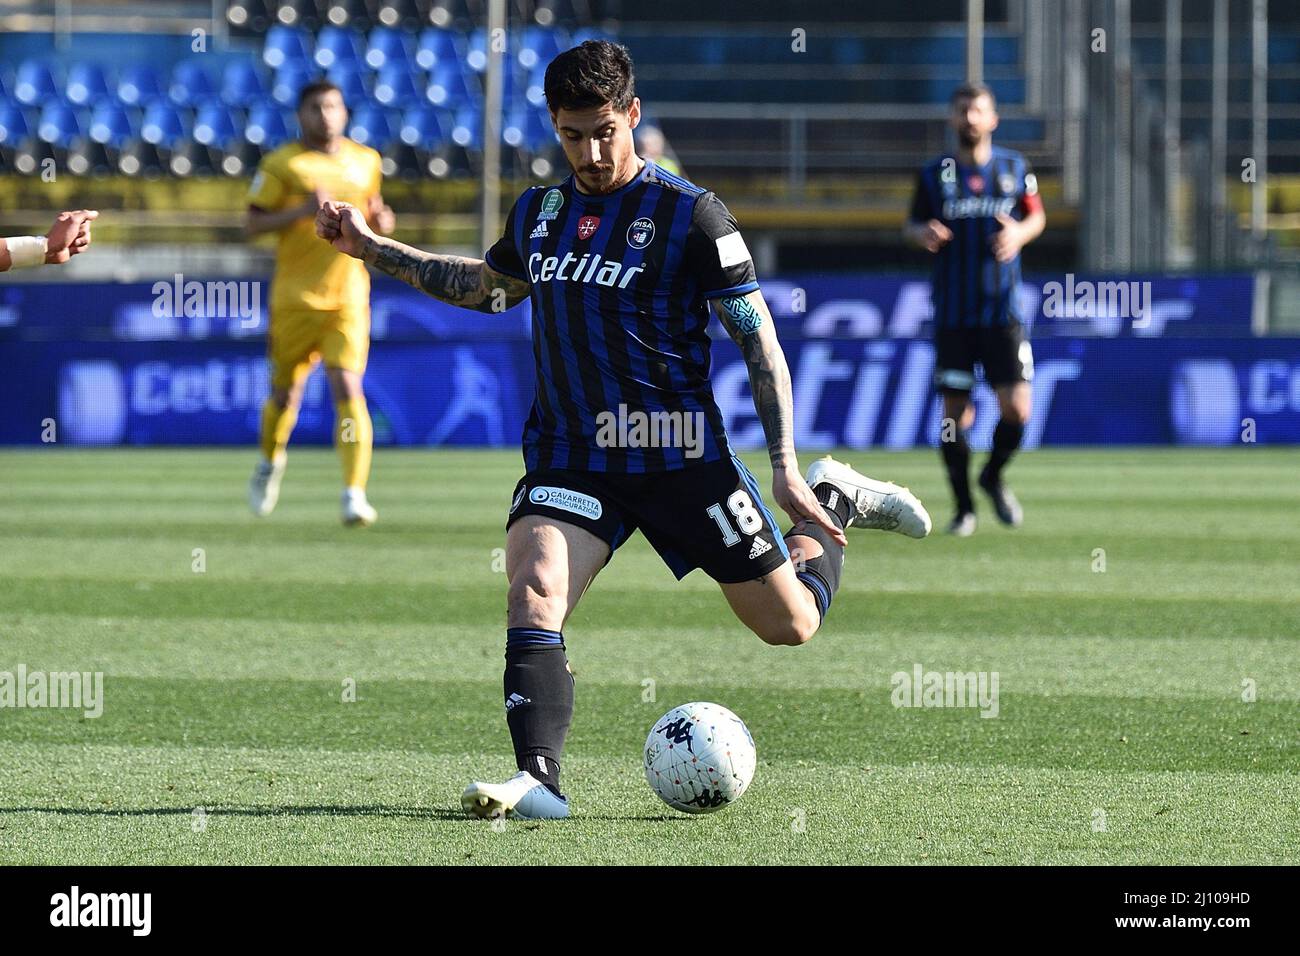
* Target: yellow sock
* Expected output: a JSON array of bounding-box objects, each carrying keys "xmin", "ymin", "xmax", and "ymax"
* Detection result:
[
  {"xmin": 259, "ymin": 398, "xmax": 298, "ymax": 462},
  {"xmin": 335, "ymin": 396, "xmax": 373, "ymax": 490}
]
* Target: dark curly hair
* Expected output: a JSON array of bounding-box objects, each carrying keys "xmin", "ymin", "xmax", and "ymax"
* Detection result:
[
  {"xmin": 297, "ymin": 79, "xmax": 344, "ymax": 110},
  {"xmin": 544, "ymin": 40, "xmax": 636, "ymax": 114},
  {"xmin": 950, "ymin": 82, "xmax": 996, "ymax": 109}
]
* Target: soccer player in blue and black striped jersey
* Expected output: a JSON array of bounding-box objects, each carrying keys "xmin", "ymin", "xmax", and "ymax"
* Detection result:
[
  {"xmin": 318, "ymin": 41, "xmax": 931, "ymax": 819},
  {"xmin": 906, "ymin": 84, "xmax": 1046, "ymax": 537}
]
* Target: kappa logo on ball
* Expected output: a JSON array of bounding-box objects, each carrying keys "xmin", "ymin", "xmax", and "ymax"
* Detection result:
[
  {"xmin": 627, "ymin": 217, "xmax": 655, "ymax": 249},
  {"xmin": 527, "ymin": 485, "xmax": 603, "ymax": 520},
  {"xmin": 577, "ymin": 215, "xmax": 601, "ymax": 240}
]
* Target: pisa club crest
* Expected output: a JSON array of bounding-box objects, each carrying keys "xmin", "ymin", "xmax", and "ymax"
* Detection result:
[
  {"xmin": 627, "ymin": 217, "xmax": 655, "ymax": 249},
  {"xmin": 577, "ymin": 215, "xmax": 601, "ymax": 239}
]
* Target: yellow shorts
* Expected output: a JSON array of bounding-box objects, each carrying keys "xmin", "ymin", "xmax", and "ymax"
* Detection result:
[{"xmin": 267, "ymin": 305, "xmax": 370, "ymax": 391}]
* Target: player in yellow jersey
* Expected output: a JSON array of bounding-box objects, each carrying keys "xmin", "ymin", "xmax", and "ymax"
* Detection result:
[{"xmin": 246, "ymin": 80, "xmax": 395, "ymax": 526}]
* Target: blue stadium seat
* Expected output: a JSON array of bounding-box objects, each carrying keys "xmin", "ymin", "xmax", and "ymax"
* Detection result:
[
  {"xmin": 193, "ymin": 101, "xmax": 242, "ymax": 148},
  {"xmin": 266, "ymin": 0, "xmax": 314, "ymax": 30},
  {"xmin": 518, "ymin": 26, "xmax": 566, "ymax": 71},
  {"xmin": 525, "ymin": 62, "xmax": 547, "ymax": 108},
  {"xmin": 117, "ymin": 139, "xmax": 165, "ymax": 176},
  {"xmin": 830, "ymin": 38, "xmax": 866, "ymax": 67},
  {"xmin": 326, "ymin": 66, "xmax": 370, "ymax": 106},
  {"xmin": 141, "ymin": 100, "xmax": 189, "ymax": 148},
  {"xmin": 426, "ymin": 62, "xmax": 478, "ymax": 108},
  {"xmin": 314, "ymin": 26, "xmax": 365, "ymax": 70},
  {"xmin": 117, "ymin": 65, "xmax": 164, "ymax": 107},
  {"xmin": 169, "ymin": 61, "xmax": 216, "ymax": 107},
  {"xmin": 66, "ymin": 63, "xmax": 111, "ymax": 107},
  {"xmin": 221, "ymin": 60, "xmax": 268, "ymax": 108},
  {"xmin": 505, "ymin": 106, "xmax": 555, "ymax": 152},
  {"xmin": 569, "ymin": 27, "xmax": 614, "ymax": 48},
  {"xmin": 88, "ymin": 102, "xmax": 136, "ymax": 147},
  {"xmin": 373, "ymin": 0, "xmax": 422, "ymax": 31},
  {"xmin": 450, "ymin": 103, "xmax": 481, "ymax": 149},
  {"xmin": 0, "ymin": 103, "xmax": 32, "ymax": 146},
  {"xmin": 222, "ymin": 137, "xmax": 265, "ymax": 177},
  {"xmin": 372, "ymin": 63, "xmax": 419, "ymax": 107},
  {"xmin": 465, "ymin": 28, "xmax": 492, "ymax": 73},
  {"xmin": 263, "ymin": 24, "xmax": 313, "ymax": 70},
  {"xmin": 244, "ymin": 103, "xmax": 292, "ymax": 147},
  {"xmin": 68, "ymin": 137, "xmax": 113, "ymax": 176},
  {"xmin": 398, "ymin": 103, "xmax": 451, "ymax": 148},
  {"xmin": 415, "ymin": 27, "xmax": 460, "ymax": 72},
  {"xmin": 318, "ymin": 0, "xmax": 368, "ymax": 28},
  {"xmin": 272, "ymin": 63, "xmax": 318, "ymax": 107},
  {"xmin": 500, "ymin": 67, "xmax": 531, "ymax": 110},
  {"xmin": 168, "ymin": 137, "xmax": 219, "ymax": 177},
  {"xmin": 365, "ymin": 26, "xmax": 412, "ymax": 70},
  {"xmin": 348, "ymin": 103, "xmax": 395, "ymax": 148},
  {"xmin": 37, "ymin": 103, "xmax": 83, "ymax": 147},
  {"xmin": 14, "ymin": 60, "xmax": 59, "ymax": 107}
]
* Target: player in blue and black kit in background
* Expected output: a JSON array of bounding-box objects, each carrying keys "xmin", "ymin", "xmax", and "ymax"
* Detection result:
[
  {"xmin": 317, "ymin": 41, "xmax": 932, "ymax": 819},
  {"xmin": 906, "ymin": 84, "xmax": 1046, "ymax": 536}
]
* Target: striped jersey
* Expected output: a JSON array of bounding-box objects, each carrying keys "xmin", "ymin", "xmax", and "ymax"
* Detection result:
[
  {"xmin": 485, "ymin": 159, "xmax": 759, "ymax": 473},
  {"xmin": 909, "ymin": 146, "xmax": 1042, "ymax": 330}
]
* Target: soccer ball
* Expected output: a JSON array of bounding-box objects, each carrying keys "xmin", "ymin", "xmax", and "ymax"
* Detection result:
[{"xmin": 644, "ymin": 701, "xmax": 756, "ymax": 813}]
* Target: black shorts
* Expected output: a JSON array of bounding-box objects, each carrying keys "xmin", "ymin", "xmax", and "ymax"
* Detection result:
[
  {"xmin": 933, "ymin": 322, "xmax": 1034, "ymax": 392},
  {"xmin": 505, "ymin": 454, "xmax": 790, "ymax": 584}
]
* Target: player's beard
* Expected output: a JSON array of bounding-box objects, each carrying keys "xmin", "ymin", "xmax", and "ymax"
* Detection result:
[
  {"xmin": 579, "ymin": 164, "xmax": 617, "ymax": 193},
  {"xmin": 957, "ymin": 128, "xmax": 982, "ymax": 149}
]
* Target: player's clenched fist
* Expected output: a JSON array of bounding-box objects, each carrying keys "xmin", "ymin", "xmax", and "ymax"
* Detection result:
[
  {"xmin": 45, "ymin": 209, "xmax": 99, "ymax": 264},
  {"xmin": 316, "ymin": 200, "xmax": 373, "ymax": 259},
  {"xmin": 916, "ymin": 218, "xmax": 952, "ymax": 253}
]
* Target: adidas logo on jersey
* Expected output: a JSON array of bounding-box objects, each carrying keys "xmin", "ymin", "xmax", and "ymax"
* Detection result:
[
  {"xmin": 529, "ymin": 221, "xmax": 549, "ymax": 239},
  {"xmin": 505, "ymin": 692, "xmax": 531, "ymax": 711},
  {"xmin": 748, "ymin": 536, "xmax": 773, "ymax": 560}
]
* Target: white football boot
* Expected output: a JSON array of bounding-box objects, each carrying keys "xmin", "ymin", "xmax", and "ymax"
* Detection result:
[
  {"xmin": 462, "ymin": 770, "xmax": 570, "ymax": 820},
  {"xmin": 946, "ymin": 511, "xmax": 978, "ymax": 537},
  {"xmin": 341, "ymin": 486, "xmax": 378, "ymax": 527},
  {"xmin": 248, "ymin": 457, "xmax": 286, "ymax": 517},
  {"xmin": 805, "ymin": 456, "xmax": 932, "ymax": 539}
]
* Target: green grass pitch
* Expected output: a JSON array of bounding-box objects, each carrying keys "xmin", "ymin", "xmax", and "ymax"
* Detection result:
[{"xmin": 0, "ymin": 446, "xmax": 1296, "ymax": 865}]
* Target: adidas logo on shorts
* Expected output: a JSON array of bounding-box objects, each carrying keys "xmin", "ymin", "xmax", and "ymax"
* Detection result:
[
  {"xmin": 505, "ymin": 692, "xmax": 531, "ymax": 711},
  {"xmin": 748, "ymin": 536, "xmax": 773, "ymax": 560}
]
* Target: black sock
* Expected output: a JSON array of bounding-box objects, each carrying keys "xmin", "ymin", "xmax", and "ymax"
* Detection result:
[
  {"xmin": 984, "ymin": 419, "xmax": 1025, "ymax": 483},
  {"xmin": 940, "ymin": 427, "xmax": 974, "ymax": 514},
  {"xmin": 786, "ymin": 482, "xmax": 848, "ymax": 620},
  {"xmin": 503, "ymin": 628, "xmax": 573, "ymax": 797}
]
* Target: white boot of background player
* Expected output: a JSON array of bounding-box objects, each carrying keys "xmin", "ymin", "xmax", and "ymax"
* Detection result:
[
  {"xmin": 248, "ymin": 456, "xmax": 286, "ymax": 518},
  {"xmin": 341, "ymin": 486, "xmax": 378, "ymax": 527}
]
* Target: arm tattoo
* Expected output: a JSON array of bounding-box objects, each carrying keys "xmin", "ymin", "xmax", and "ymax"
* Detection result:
[
  {"xmin": 718, "ymin": 295, "xmax": 794, "ymax": 469},
  {"xmin": 720, "ymin": 293, "xmax": 763, "ymax": 335},
  {"xmin": 362, "ymin": 238, "xmax": 527, "ymax": 313}
]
